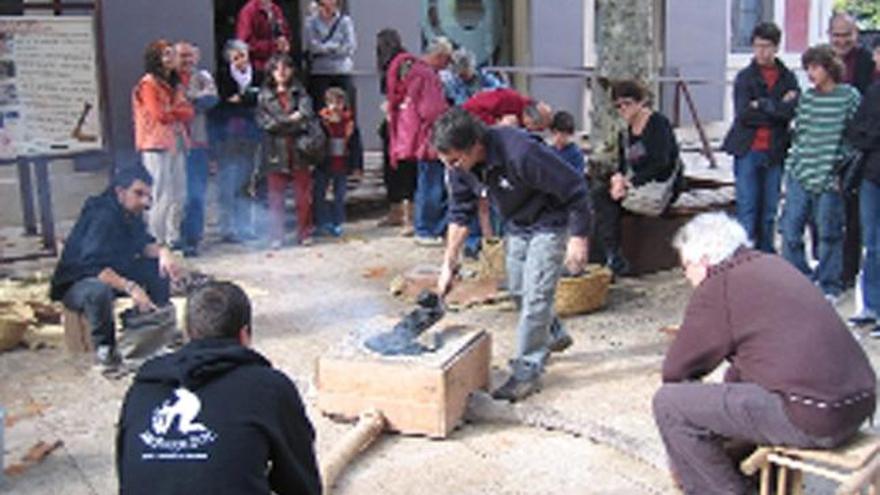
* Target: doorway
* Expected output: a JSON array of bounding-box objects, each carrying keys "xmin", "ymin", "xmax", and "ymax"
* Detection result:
[{"xmin": 213, "ymin": 0, "xmax": 304, "ymax": 71}]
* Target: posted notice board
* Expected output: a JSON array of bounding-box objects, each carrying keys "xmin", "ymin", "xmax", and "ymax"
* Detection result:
[{"xmin": 0, "ymin": 16, "xmax": 104, "ymax": 160}]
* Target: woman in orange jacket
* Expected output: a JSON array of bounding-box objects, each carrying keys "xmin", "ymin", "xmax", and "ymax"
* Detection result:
[{"xmin": 132, "ymin": 39, "xmax": 194, "ymax": 247}]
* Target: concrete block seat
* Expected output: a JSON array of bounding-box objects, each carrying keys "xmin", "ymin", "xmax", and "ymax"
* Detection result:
[{"xmin": 740, "ymin": 431, "xmax": 880, "ymax": 495}]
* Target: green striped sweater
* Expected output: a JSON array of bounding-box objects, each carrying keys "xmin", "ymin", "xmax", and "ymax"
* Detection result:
[{"xmin": 785, "ymin": 84, "xmax": 861, "ymax": 193}]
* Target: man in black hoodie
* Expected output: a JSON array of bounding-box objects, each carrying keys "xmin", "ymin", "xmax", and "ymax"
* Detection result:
[
  {"xmin": 116, "ymin": 281, "xmax": 321, "ymax": 495},
  {"xmin": 50, "ymin": 165, "xmax": 180, "ymax": 368}
]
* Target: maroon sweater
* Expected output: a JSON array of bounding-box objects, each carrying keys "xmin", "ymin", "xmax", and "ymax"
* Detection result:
[{"xmin": 663, "ymin": 249, "xmax": 876, "ymax": 437}]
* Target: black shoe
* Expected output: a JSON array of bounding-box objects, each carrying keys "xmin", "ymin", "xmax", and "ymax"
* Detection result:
[
  {"xmin": 220, "ymin": 233, "xmax": 242, "ymax": 244},
  {"xmin": 849, "ymin": 315, "xmax": 877, "ymax": 327},
  {"xmin": 182, "ymin": 245, "xmax": 199, "ymax": 258},
  {"xmin": 870, "ymin": 326, "xmax": 880, "ymax": 339},
  {"xmin": 606, "ymin": 252, "xmax": 632, "ymax": 277},
  {"xmin": 492, "ymin": 374, "xmax": 541, "ymax": 402},
  {"xmin": 548, "ymin": 334, "xmax": 574, "ymax": 353},
  {"xmin": 94, "ymin": 345, "xmax": 122, "ymax": 370}
]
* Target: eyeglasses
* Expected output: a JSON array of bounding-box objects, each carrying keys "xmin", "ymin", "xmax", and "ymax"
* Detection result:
[{"xmin": 614, "ymin": 99, "xmax": 636, "ymax": 110}]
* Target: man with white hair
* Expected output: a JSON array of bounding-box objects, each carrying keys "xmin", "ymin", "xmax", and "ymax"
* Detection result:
[
  {"xmin": 440, "ymin": 48, "xmax": 505, "ymax": 106},
  {"xmin": 653, "ymin": 212, "xmax": 875, "ymax": 494}
]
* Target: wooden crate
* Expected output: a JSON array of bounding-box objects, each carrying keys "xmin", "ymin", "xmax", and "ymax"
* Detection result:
[{"xmin": 317, "ymin": 327, "xmax": 491, "ymax": 439}]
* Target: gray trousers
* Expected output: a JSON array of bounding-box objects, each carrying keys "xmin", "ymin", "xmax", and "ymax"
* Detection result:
[
  {"xmin": 653, "ymin": 382, "xmax": 858, "ymax": 494},
  {"xmin": 142, "ymin": 150, "xmax": 187, "ymax": 245},
  {"xmin": 505, "ymin": 231, "xmax": 569, "ymax": 374}
]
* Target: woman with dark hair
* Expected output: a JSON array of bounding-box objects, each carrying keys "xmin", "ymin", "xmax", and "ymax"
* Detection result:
[
  {"xmin": 132, "ymin": 39, "xmax": 194, "ymax": 247},
  {"xmin": 780, "ymin": 44, "xmax": 861, "ymax": 302},
  {"xmin": 374, "ymin": 28, "xmax": 413, "ymax": 231},
  {"xmin": 255, "ymin": 54, "xmax": 316, "ymax": 248},
  {"xmin": 211, "ymin": 39, "xmax": 263, "ymax": 243},
  {"xmin": 592, "ymin": 79, "xmax": 681, "ymax": 275}
]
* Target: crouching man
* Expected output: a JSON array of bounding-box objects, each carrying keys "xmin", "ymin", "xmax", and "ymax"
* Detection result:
[
  {"xmin": 654, "ymin": 212, "xmax": 876, "ymax": 494},
  {"xmin": 50, "ymin": 165, "xmax": 180, "ymax": 369},
  {"xmin": 433, "ymin": 107, "xmax": 591, "ymax": 401},
  {"xmin": 116, "ymin": 281, "xmax": 321, "ymax": 495}
]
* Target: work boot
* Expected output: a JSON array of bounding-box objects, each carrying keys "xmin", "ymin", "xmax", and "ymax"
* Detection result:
[
  {"xmin": 492, "ymin": 360, "xmax": 541, "ymax": 402},
  {"xmin": 377, "ymin": 202, "xmax": 403, "ymax": 227},
  {"xmin": 548, "ymin": 334, "xmax": 574, "ymax": 353},
  {"xmin": 399, "ymin": 199, "xmax": 414, "ymax": 237}
]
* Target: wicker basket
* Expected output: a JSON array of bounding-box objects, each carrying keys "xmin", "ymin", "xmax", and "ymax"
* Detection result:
[
  {"xmin": 0, "ymin": 302, "xmax": 32, "ymax": 352},
  {"xmin": 478, "ymin": 237, "xmax": 506, "ymax": 281},
  {"xmin": 554, "ymin": 264, "xmax": 613, "ymax": 316}
]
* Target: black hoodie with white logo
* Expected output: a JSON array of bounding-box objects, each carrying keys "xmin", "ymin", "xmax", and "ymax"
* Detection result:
[{"xmin": 116, "ymin": 338, "xmax": 321, "ymax": 495}]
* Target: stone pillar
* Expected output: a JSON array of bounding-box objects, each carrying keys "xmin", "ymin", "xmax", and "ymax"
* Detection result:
[{"xmin": 591, "ymin": 0, "xmax": 654, "ymax": 169}]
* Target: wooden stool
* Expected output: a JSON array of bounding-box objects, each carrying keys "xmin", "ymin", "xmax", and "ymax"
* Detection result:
[
  {"xmin": 741, "ymin": 432, "xmax": 880, "ymax": 495},
  {"xmin": 62, "ymin": 308, "xmax": 92, "ymax": 354}
]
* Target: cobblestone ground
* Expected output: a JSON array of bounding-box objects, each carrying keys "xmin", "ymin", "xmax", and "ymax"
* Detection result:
[{"xmin": 0, "ymin": 153, "xmax": 876, "ymax": 494}]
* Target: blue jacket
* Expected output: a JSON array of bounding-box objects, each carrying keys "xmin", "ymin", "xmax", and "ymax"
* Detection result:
[
  {"xmin": 721, "ymin": 58, "xmax": 799, "ymax": 166},
  {"xmin": 448, "ymin": 127, "xmax": 592, "ymax": 237},
  {"xmin": 50, "ymin": 190, "xmax": 154, "ymax": 301},
  {"xmin": 554, "ymin": 142, "xmax": 586, "ymax": 176}
]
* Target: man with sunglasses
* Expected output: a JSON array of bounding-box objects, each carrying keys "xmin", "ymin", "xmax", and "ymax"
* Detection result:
[
  {"xmin": 51, "ymin": 165, "xmax": 181, "ymax": 370},
  {"xmin": 432, "ymin": 107, "xmax": 591, "ymax": 401}
]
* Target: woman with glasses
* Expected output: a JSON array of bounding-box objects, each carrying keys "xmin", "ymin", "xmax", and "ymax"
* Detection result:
[{"xmin": 592, "ymin": 79, "xmax": 682, "ymax": 276}]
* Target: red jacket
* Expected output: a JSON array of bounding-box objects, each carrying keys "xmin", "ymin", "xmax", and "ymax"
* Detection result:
[
  {"xmin": 236, "ymin": 0, "xmax": 291, "ymax": 72},
  {"xmin": 385, "ymin": 52, "xmax": 448, "ymax": 165},
  {"xmin": 132, "ymin": 74, "xmax": 193, "ymax": 152},
  {"xmin": 462, "ymin": 88, "xmax": 531, "ymax": 126}
]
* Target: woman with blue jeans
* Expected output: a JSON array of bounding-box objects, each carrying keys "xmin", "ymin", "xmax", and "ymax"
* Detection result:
[
  {"xmin": 721, "ymin": 22, "xmax": 798, "ymax": 253},
  {"xmin": 847, "ymin": 80, "xmax": 880, "ymax": 331}
]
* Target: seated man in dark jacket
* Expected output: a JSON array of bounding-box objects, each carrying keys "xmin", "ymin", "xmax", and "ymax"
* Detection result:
[
  {"xmin": 653, "ymin": 212, "xmax": 876, "ymax": 494},
  {"xmin": 433, "ymin": 107, "xmax": 591, "ymax": 401},
  {"xmin": 50, "ymin": 165, "xmax": 180, "ymax": 368},
  {"xmin": 116, "ymin": 281, "xmax": 321, "ymax": 495}
]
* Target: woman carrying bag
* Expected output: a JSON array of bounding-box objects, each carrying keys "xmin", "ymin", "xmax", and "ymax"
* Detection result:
[{"xmin": 592, "ymin": 79, "xmax": 682, "ymax": 276}]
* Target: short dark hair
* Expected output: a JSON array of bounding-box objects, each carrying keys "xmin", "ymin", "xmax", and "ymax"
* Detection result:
[
  {"xmin": 611, "ymin": 79, "xmax": 648, "ymax": 102},
  {"xmin": 186, "ymin": 281, "xmax": 252, "ymax": 341},
  {"xmin": 431, "ymin": 107, "xmax": 487, "ymax": 153},
  {"xmin": 550, "ymin": 111, "xmax": 576, "ymax": 134},
  {"xmin": 802, "ymin": 44, "xmax": 844, "ymax": 83},
  {"xmin": 751, "ymin": 22, "xmax": 782, "ymax": 46},
  {"xmin": 113, "ymin": 164, "xmax": 153, "ymax": 189}
]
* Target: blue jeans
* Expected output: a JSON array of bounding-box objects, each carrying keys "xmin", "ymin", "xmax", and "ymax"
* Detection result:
[
  {"xmin": 217, "ymin": 139, "xmax": 257, "ymax": 237},
  {"xmin": 314, "ymin": 168, "xmax": 347, "ymax": 230},
  {"xmin": 861, "ymin": 179, "xmax": 880, "ymax": 315},
  {"xmin": 181, "ymin": 148, "xmax": 209, "ymax": 248},
  {"xmin": 506, "ymin": 231, "xmax": 569, "ymax": 372},
  {"xmin": 734, "ymin": 151, "xmax": 782, "ymax": 253},
  {"xmin": 61, "ymin": 258, "xmax": 169, "ymax": 350},
  {"xmin": 414, "ymin": 160, "xmax": 448, "ymax": 238},
  {"xmin": 780, "ymin": 175, "xmax": 845, "ymax": 296}
]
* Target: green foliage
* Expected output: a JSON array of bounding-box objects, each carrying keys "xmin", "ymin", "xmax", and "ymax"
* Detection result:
[{"xmin": 835, "ymin": 0, "xmax": 880, "ymax": 29}]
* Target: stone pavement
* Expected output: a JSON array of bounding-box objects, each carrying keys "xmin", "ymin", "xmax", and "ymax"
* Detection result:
[{"xmin": 0, "ymin": 148, "xmax": 877, "ymax": 494}]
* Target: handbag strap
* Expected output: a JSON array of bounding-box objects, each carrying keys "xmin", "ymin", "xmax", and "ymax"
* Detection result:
[{"xmin": 319, "ymin": 14, "xmax": 344, "ymax": 45}]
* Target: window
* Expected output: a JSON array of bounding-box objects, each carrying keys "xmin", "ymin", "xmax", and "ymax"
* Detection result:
[{"xmin": 730, "ymin": 0, "xmax": 775, "ymax": 53}]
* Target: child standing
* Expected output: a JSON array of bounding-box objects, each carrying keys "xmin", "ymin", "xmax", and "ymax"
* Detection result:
[
  {"xmin": 549, "ymin": 111, "xmax": 586, "ymax": 177},
  {"xmin": 255, "ymin": 54, "xmax": 316, "ymax": 248},
  {"xmin": 315, "ymin": 87, "xmax": 354, "ymax": 236}
]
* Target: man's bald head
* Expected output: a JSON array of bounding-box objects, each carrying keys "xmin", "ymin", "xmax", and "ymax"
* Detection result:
[{"xmin": 828, "ymin": 13, "xmax": 858, "ymax": 56}]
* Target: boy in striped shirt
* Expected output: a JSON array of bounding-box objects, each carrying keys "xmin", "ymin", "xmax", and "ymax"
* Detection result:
[{"xmin": 781, "ymin": 44, "xmax": 861, "ymax": 301}]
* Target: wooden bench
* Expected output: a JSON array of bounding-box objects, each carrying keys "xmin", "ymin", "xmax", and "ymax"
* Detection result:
[
  {"xmin": 617, "ymin": 184, "xmax": 736, "ymax": 275},
  {"xmin": 740, "ymin": 432, "xmax": 880, "ymax": 495}
]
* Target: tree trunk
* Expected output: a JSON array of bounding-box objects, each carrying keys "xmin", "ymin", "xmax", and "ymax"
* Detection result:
[{"xmin": 591, "ymin": 0, "xmax": 654, "ymax": 171}]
